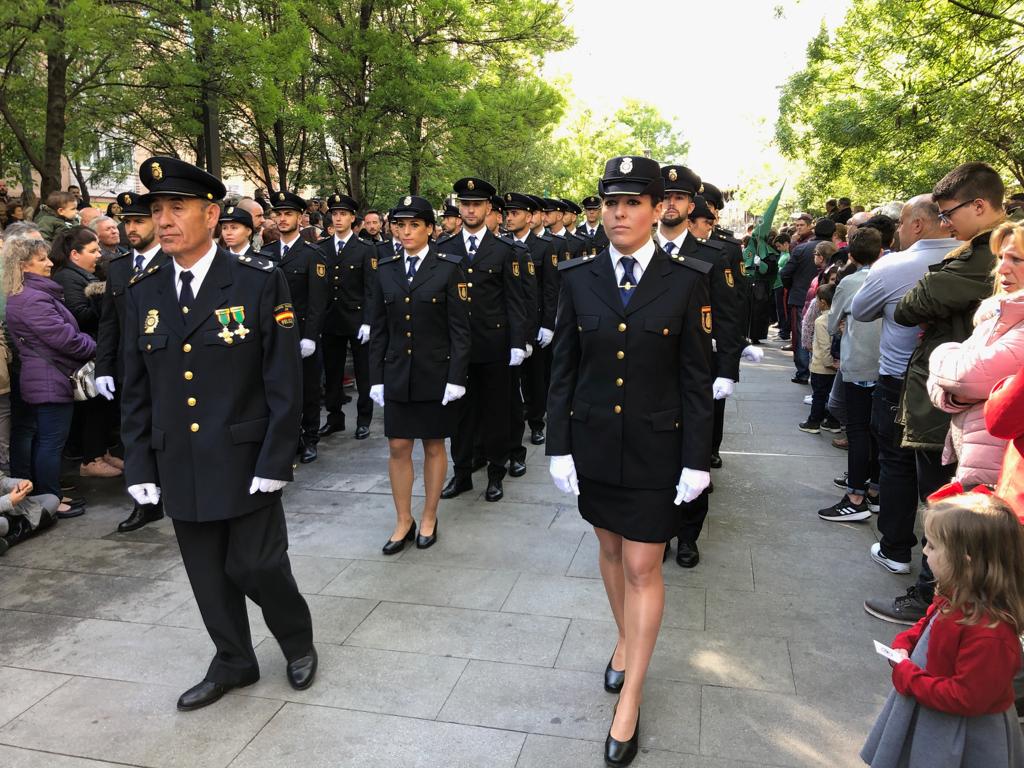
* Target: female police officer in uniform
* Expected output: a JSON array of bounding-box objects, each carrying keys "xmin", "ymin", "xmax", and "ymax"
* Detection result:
[
  {"xmin": 546, "ymin": 157, "xmax": 714, "ymax": 766},
  {"xmin": 369, "ymin": 196, "xmax": 470, "ymax": 553}
]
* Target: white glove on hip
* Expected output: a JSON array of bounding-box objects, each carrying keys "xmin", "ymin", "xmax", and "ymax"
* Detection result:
[
  {"xmin": 538, "ymin": 327, "xmax": 554, "ymax": 348},
  {"xmin": 441, "ymin": 383, "xmax": 466, "ymax": 406},
  {"xmin": 299, "ymin": 338, "xmax": 316, "ymax": 358},
  {"xmin": 95, "ymin": 376, "xmax": 116, "ymax": 401},
  {"xmin": 712, "ymin": 377, "xmax": 735, "ymax": 400},
  {"xmin": 549, "ymin": 454, "xmax": 580, "ymax": 496},
  {"xmin": 509, "ymin": 348, "xmax": 526, "ymax": 366},
  {"xmin": 674, "ymin": 468, "xmax": 710, "ymax": 505},
  {"xmin": 753, "ymin": 255, "xmax": 762, "ymax": 266},
  {"xmin": 357, "ymin": 324, "xmax": 371, "ymax": 344},
  {"xmin": 525, "ymin": 343, "xmax": 533, "ymax": 359},
  {"xmin": 741, "ymin": 345, "xmax": 764, "ymax": 363},
  {"xmin": 127, "ymin": 483, "xmax": 160, "ymax": 506},
  {"xmin": 370, "ymin": 384, "xmax": 385, "ymax": 407},
  {"xmin": 249, "ymin": 477, "xmax": 288, "ymax": 495}
]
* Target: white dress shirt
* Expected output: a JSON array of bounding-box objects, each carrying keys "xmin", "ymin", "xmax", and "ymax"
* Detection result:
[
  {"xmin": 132, "ymin": 243, "xmax": 161, "ymax": 271},
  {"xmin": 462, "ymin": 225, "xmax": 487, "ymax": 252},
  {"xmin": 609, "ymin": 238, "xmax": 656, "ymax": 285},
  {"xmin": 403, "ymin": 244, "xmax": 429, "ymax": 276},
  {"xmin": 333, "ymin": 233, "xmax": 350, "ymax": 253},
  {"xmin": 656, "ymin": 227, "xmax": 689, "ymax": 255},
  {"xmin": 278, "ymin": 232, "xmax": 301, "ymax": 259},
  {"xmin": 173, "ymin": 243, "xmax": 217, "ymax": 300}
]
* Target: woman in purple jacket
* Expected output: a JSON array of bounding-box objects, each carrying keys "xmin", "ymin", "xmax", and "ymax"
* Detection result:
[{"xmin": 3, "ymin": 237, "xmax": 95, "ymax": 515}]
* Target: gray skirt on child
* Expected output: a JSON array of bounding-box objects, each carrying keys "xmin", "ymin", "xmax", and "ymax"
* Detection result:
[{"xmin": 861, "ymin": 618, "xmax": 1024, "ymax": 768}]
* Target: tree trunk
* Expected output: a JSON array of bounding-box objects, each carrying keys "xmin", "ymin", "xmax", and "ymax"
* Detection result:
[
  {"xmin": 41, "ymin": 0, "xmax": 68, "ymax": 199},
  {"xmin": 408, "ymin": 115, "xmax": 424, "ymax": 195},
  {"xmin": 273, "ymin": 118, "xmax": 287, "ymax": 190}
]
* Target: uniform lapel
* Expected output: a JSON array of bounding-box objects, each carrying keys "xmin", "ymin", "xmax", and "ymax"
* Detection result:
[
  {"xmin": 409, "ymin": 249, "xmax": 436, "ymax": 292},
  {"xmin": 589, "ymin": 254, "xmax": 625, "ymax": 317},
  {"xmin": 624, "ymin": 248, "xmax": 673, "ymax": 316},
  {"xmin": 278, "ymin": 237, "xmax": 302, "ymax": 267},
  {"xmin": 182, "ymin": 250, "xmax": 233, "ymax": 339},
  {"xmin": 154, "ymin": 263, "xmax": 185, "ymax": 338}
]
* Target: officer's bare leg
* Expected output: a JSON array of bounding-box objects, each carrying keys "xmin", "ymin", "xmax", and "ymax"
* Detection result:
[
  {"xmin": 614, "ymin": 539, "xmax": 666, "ymax": 741},
  {"xmin": 387, "ymin": 438, "xmax": 416, "ymax": 538},
  {"xmin": 594, "ymin": 527, "xmax": 627, "ymax": 673},
  {"xmin": 420, "ymin": 438, "xmax": 446, "ymax": 536}
]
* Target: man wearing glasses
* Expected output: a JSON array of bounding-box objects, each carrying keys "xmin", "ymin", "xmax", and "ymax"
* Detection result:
[{"xmin": 863, "ymin": 161, "xmax": 1004, "ymax": 626}]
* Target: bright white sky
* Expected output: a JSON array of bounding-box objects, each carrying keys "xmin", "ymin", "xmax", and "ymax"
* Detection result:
[{"xmin": 542, "ymin": 0, "xmax": 853, "ymax": 189}]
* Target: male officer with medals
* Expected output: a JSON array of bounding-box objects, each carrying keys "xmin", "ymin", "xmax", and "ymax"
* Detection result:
[
  {"xmin": 260, "ymin": 191, "xmax": 328, "ymax": 463},
  {"xmin": 317, "ymin": 192, "xmax": 376, "ymax": 440},
  {"xmin": 96, "ymin": 191, "xmax": 168, "ymax": 533},
  {"xmin": 439, "ymin": 177, "xmax": 530, "ymax": 502},
  {"xmin": 121, "ymin": 157, "xmax": 316, "ymax": 712}
]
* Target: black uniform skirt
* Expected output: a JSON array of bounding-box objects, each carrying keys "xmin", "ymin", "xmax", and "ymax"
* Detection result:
[
  {"xmin": 578, "ymin": 476, "xmax": 678, "ymax": 543},
  {"xmin": 383, "ymin": 398, "xmax": 455, "ymax": 440}
]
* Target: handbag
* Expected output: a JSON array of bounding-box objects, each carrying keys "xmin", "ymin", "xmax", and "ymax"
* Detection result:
[{"xmin": 18, "ymin": 337, "xmax": 97, "ymax": 402}]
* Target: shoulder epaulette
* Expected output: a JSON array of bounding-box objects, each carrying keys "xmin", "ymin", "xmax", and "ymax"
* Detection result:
[
  {"xmin": 549, "ymin": 232, "xmax": 566, "ymax": 241},
  {"xmin": 435, "ymin": 251, "xmax": 462, "ymax": 264},
  {"xmin": 434, "ymin": 233, "xmax": 458, "ymax": 247},
  {"xmin": 128, "ymin": 260, "xmax": 167, "ymax": 286},
  {"xmin": 698, "ymin": 237, "xmax": 725, "ymax": 251},
  {"xmin": 236, "ymin": 253, "xmax": 276, "ymax": 272},
  {"xmin": 557, "ymin": 253, "xmax": 596, "ymax": 271},
  {"xmin": 667, "ymin": 252, "xmax": 713, "ymax": 274},
  {"xmin": 109, "ymin": 251, "xmax": 130, "ymax": 263},
  {"xmin": 537, "ymin": 232, "xmax": 552, "ymax": 242},
  {"xmin": 357, "ymin": 236, "xmax": 375, "ymax": 247}
]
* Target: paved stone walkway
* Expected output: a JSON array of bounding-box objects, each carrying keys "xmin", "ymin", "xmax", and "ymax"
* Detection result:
[{"xmin": 0, "ymin": 338, "xmax": 912, "ymax": 767}]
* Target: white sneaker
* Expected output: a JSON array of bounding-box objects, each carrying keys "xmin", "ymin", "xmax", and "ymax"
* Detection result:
[
  {"xmin": 871, "ymin": 542, "xmax": 910, "ymax": 574},
  {"xmin": 803, "ymin": 394, "xmax": 813, "ymax": 405}
]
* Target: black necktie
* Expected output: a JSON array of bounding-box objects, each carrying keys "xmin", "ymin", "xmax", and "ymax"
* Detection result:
[
  {"xmin": 337, "ymin": 239, "xmax": 346, "ymax": 256},
  {"xmin": 406, "ymin": 255, "xmax": 419, "ymax": 282},
  {"xmin": 467, "ymin": 235, "xmax": 478, "ymax": 261},
  {"xmin": 133, "ymin": 253, "xmax": 144, "ymax": 273},
  {"xmin": 663, "ymin": 242, "xmax": 676, "ymax": 255},
  {"xmin": 394, "ymin": 241, "xmax": 402, "ymax": 255},
  {"xmin": 619, "ymin": 257, "xmax": 637, "ymax": 307},
  {"xmin": 179, "ymin": 270, "xmax": 194, "ymax": 312},
  {"xmin": 282, "ymin": 243, "xmax": 290, "ymax": 259}
]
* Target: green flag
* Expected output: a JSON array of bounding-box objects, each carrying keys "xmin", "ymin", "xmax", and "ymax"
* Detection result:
[{"xmin": 743, "ymin": 182, "xmax": 786, "ymax": 276}]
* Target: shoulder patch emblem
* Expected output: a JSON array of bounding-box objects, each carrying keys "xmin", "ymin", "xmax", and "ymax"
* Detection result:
[
  {"xmin": 527, "ymin": 261, "xmax": 535, "ymax": 276},
  {"xmin": 724, "ymin": 268, "xmax": 734, "ymax": 288},
  {"xmin": 371, "ymin": 257, "xmax": 378, "ymax": 270},
  {"xmin": 551, "ymin": 253, "xmax": 558, "ymax": 268},
  {"xmin": 316, "ymin": 263, "xmax": 326, "ymax": 278},
  {"xmin": 701, "ymin": 305, "xmax": 712, "ymax": 335},
  {"xmin": 274, "ymin": 303, "xmax": 295, "ymax": 328},
  {"xmin": 458, "ymin": 282, "xmax": 469, "ymax": 301},
  {"xmin": 512, "ymin": 261, "xmax": 520, "ymax": 277}
]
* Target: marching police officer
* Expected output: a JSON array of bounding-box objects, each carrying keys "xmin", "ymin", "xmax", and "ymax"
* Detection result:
[
  {"xmin": 544, "ymin": 198, "xmax": 586, "ymax": 260},
  {"xmin": 259, "ymin": 191, "xmax": 328, "ymax": 463},
  {"xmin": 579, "ymin": 195, "xmax": 609, "ymax": 251},
  {"xmin": 121, "ymin": 156, "xmax": 316, "ymax": 712},
  {"xmin": 317, "ymin": 192, "xmax": 376, "ymax": 439},
  {"xmin": 546, "ymin": 156, "xmax": 712, "ymax": 767},
  {"xmin": 438, "ymin": 177, "xmax": 530, "ymax": 502},
  {"xmin": 95, "ymin": 191, "xmax": 168, "ymax": 533}
]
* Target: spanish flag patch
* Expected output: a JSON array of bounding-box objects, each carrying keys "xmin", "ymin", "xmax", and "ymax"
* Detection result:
[{"xmin": 274, "ymin": 303, "xmax": 295, "ymax": 328}]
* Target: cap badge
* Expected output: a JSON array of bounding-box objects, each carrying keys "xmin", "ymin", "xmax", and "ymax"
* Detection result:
[
  {"xmin": 403, "ymin": 196, "xmax": 412, "ymax": 206},
  {"xmin": 698, "ymin": 184, "xmax": 705, "ymax": 194},
  {"xmin": 278, "ymin": 192, "xmax": 285, "ymax": 201},
  {"xmin": 668, "ymin": 168, "xmax": 678, "ymax": 182},
  {"xmin": 226, "ymin": 207, "xmax": 234, "ymax": 214},
  {"xmin": 150, "ymin": 162, "xmax": 163, "ymax": 181},
  {"xmin": 619, "ymin": 157, "xmax": 633, "ymax": 175},
  {"xmin": 124, "ymin": 194, "xmax": 132, "ymax": 205},
  {"xmin": 506, "ymin": 194, "xmax": 512, "ymax": 202},
  {"xmin": 467, "ymin": 180, "xmax": 475, "ymax": 191}
]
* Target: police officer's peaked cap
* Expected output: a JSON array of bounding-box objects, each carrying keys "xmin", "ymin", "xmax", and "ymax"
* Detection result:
[
  {"xmin": 543, "ymin": 198, "xmax": 567, "ymax": 213},
  {"xmin": 115, "ymin": 191, "xmax": 151, "ymax": 217},
  {"xmin": 660, "ymin": 165, "xmax": 702, "ymax": 197},
  {"xmin": 503, "ymin": 192, "xmax": 538, "ymax": 212},
  {"xmin": 452, "ymin": 177, "xmax": 496, "ymax": 201},
  {"xmin": 269, "ymin": 190, "xmax": 307, "ymax": 212},
  {"xmin": 560, "ymin": 199, "xmax": 583, "ymax": 215},
  {"xmin": 392, "ymin": 195, "xmax": 436, "ymax": 226},
  {"xmin": 598, "ymin": 156, "xmax": 664, "ymax": 198},
  {"xmin": 326, "ymin": 192, "xmax": 358, "ymax": 213},
  {"xmin": 581, "ymin": 195, "xmax": 602, "ymax": 209},
  {"xmin": 690, "ymin": 195, "xmax": 715, "ymax": 221},
  {"xmin": 138, "ymin": 156, "xmax": 226, "ymax": 203},
  {"xmin": 442, "ymin": 204, "xmax": 461, "ymax": 219},
  {"xmin": 489, "ymin": 195, "xmax": 505, "ymax": 212},
  {"xmin": 700, "ymin": 182, "xmax": 726, "ymax": 210},
  {"xmin": 219, "ymin": 205, "xmax": 254, "ymax": 230}
]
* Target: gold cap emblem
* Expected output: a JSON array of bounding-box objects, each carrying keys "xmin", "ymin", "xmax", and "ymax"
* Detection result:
[
  {"xmin": 403, "ymin": 196, "xmax": 412, "ymax": 206},
  {"xmin": 278, "ymin": 192, "xmax": 285, "ymax": 201},
  {"xmin": 506, "ymin": 194, "xmax": 512, "ymax": 202},
  {"xmin": 150, "ymin": 162, "xmax": 163, "ymax": 181},
  {"xmin": 467, "ymin": 180, "xmax": 475, "ymax": 190},
  {"xmin": 699, "ymin": 184, "xmax": 705, "ymax": 194},
  {"xmin": 124, "ymin": 193, "xmax": 132, "ymax": 205},
  {"xmin": 226, "ymin": 206, "xmax": 234, "ymax": 214},
  {"xmin": 619, "ymin": 157, "xmax": 633, "ymax": 175},
  {"xmin": 668, "ymin": 168, "xmax": 678, "ymax": 182}
]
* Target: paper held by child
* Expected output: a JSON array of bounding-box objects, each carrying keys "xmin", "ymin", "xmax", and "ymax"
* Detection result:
[{"xmin": 873, "ymin": 640, "xmax": 905, "ymax": 665}]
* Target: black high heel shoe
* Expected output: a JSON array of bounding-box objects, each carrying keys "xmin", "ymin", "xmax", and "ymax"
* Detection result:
[
  {"xmin": 416, "ymin": 520, "xmax": 438, "ymax": 549},
  {"xmin": 604, "ymin": 653, "xmax": 624, "ymax": 693},
  {"xmin": 604, "ymin": 703, "xmax": 640, "ymax": 767},
  {"xmin": 382, "ymin": 521, "xmax": 416, "ymax": 555}
]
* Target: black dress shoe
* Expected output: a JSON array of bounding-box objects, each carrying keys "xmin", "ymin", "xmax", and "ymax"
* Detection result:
[
  {"xmin": 676, "ymin": 539, "xmax": 700, "ymax": 568},
  {"xmin": 383, "ymin": 521, "xmax": 416, "ymax": 555},
  {"xmin": 416, "ymin": 520, "xmax": 438, "ymax": 549},
  {"xmin": 530, "ymin": 429, "xmax": 545, "ymax": 445},
  {"xmin": 509, "ymin": 460, "xmax": 527, "ymax": 478},
  {"xmin": 354, "ymin": 426, "xmax": 370, "ymax": 440},
  {"xmin": 177, "ymin": 675, "xmax": 257, "ymax": 712},
  {"xmin": 440, "ymin": 476, "xmax": 472, "ymax": 499},
  {"xmin": 604, "ymin": 654, "xmax": 624, "ymax": 693},
  {"xmin": 485, "ymin": 478, "xmax": 503, "ymax": 502},
  {"xmin": 317, "ymin": 421, "xmax": 345, "ymax": 437},
  {"xmin": 299, "ymin": 444, "xmax": 318, "ymax": 463},
  {"xmin": 709, "ymin": 453, "xmax": 723, "ymax": 469},
  {"xmin": 117, "ymin": 504, "xmax": 164, "ymax": 533},
  {"xmin": 286, "ymin": 647, "xmax": 318, "ymax": 690},
  {"xmin": 605, "ymin": 705, "xmax": 640, "ymax": 766}
]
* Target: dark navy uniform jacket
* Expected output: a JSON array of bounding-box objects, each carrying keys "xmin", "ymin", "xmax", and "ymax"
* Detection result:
[
  {"xmin": 259, "ymin": 237, "xmax": 328, "ymax": 341},
  {"xmin": 317, "ymin": 235, "xmax": 377, "ymax": 336},
  {"xmin": 121, "ymin": 248, "xmax": 302, "ymax": 522},
  {"xmin": 96, "ymin": 249, "xmax": 169, "ymax": 381}
]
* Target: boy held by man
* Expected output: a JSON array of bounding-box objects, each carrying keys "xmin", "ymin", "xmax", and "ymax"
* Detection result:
[{"xmin": 800, "ymin": 283, "xmax": 840, "ymax": 434}]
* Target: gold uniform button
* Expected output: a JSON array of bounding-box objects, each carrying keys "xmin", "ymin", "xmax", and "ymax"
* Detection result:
[
  {"xmin": 662, "ymin": 328, "xmax": 669, "ymax": 336},
  {"xmin": 190, "ymin": 423, "xmax": 199, "ymax": 433},
  {"xmin": 183, "ymin": 343, "xmax": 192, "ymax": 352},
  {"xmin": 405, "ymin": 331, "xmax": 412, "ymax": 338},
  {"xmin": 187, "ymin": 397, "xmax": 197, "ymax": 406},
  {"xmin": 405, "ymin": 314, "xmax": 411, "ymax": 321},
  {"xmin": 467, "ymin": 282, "xmax": 473, "ymax": 288},
  {"xmin": 182, "ymin": 306, "xmax": 189, "ymax": 314},
  {"xmin": 405, "ymin": 297, "xmax": 411, "ymax": 303},
  {"xmin": 407, "ymin": 349, "xmax": 412, "ymax": 355},
  {"xmin": 432, "ymin": 298, "xmax": 437, "ymax": 303},
  {"xmin": 613, "ymin": 405, "xmax": 622, "ymax": 414},
  {"xmin": 615, "ymin": 378, "xmax": 623, "ymax": 387},
  {"xmin": 184, "ymin": 371, "xmax": 193, "ymax": 381},
  {"xmin": 467, "ymin": 268, "xmax": 474, "ymax": 274},
  {"xmin": 616, "ymin": 351, "xmax": 625, "ymax": 360},
  {"xmin": 618, "ymin": 323, "xmax": 627, "ymax": 332},
  {"xmin": 145, "ymin": 343, "xmax": 152, "ymax": 351}
]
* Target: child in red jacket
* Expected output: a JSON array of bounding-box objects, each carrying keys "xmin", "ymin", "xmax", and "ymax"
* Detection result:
[{"xmin": 861, "ymin": 493, "xmax": 1024, "ymax": 767}]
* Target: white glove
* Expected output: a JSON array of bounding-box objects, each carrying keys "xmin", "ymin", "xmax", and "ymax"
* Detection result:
[
  {"xmin": 370, "ymin": 384, "xmax": 384, "ymax": 407},
  {"xmin": 96, "ymin": 376, "xmax": 116, "ymax": 401},
  {"xmin": 509, "ymin": 348, "xmax": 526, "ymax": 366},
  {"xmin": 753, "ymin": 255, "xmax": 761, "ymax": 266},
  {"xmin": 525, "ymin": 343, "xmax": 533, "ymax": 359},
  {"xmin": 249, "ymin": 477, "xmax": 288, "ymax": 495},
  {"xmin": 357, "ymin": 324, "xmax": 370, "ymax": 344},
  {"xmin": 440, "ymin": 383, "xmax": 466, "ymax": 406},
  {"xmin": 712, "ymin": 377, "xmax": 735, "ymax": 400},
  {"xmin": 127, "ymin": 483, "xmax": 160, "ymax": 506},
  {"xmin": 674, "ymin": 468, "xmax": 710, "ymax": 505},
  {"xmin": 741, "ymin": 345, "xmax": 764, "ymax": 363},
  {"xmin": 538, "ymin": 327, "xmax": 554, "ymax": 347},
  {"xmin": 299, "ymin": 338, "xmax": 316, "ymax": 358},
  {"xmin": 549, "ymin": 454, "xmax": 580, "ymax": 496}
]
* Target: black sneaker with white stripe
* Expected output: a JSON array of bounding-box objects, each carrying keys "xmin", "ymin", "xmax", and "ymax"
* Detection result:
[{"xmin": 818, "ymin": 495, "xmax": 871, "ymax": 522}]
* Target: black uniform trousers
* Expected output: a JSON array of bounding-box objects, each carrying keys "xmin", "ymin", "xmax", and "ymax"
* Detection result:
[
  {"xmin": 301, "ymin": 354, "xmax": 322, "ymax": 445},
  {"xmin": 677, "ymin": 488, "xmax": 710, "ymax": 544},
  {"xmin": 712, "ymin": 398, "xmax": 726, "ymax": 455},
  {"xmin": 523, "ymin": 345, "xmax": 550, "ymax": 433},
  {"xmin": 509, "ymin": 366, "xmax": 527, "ymax": 464},
  {"xmin": 322, "ymin": 332, "xmax": 371, "ymax": 428},
  {"xmin": 172, "ymin": 499, "xmax": 312, "ymax": 685},
  {"xmin": 453, "ymin": 360, "xmax": 510, "ymax": 481}
]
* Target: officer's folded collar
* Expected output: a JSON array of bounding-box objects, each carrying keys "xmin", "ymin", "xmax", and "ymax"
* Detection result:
[{"xmin": 598, "ymin": 178, "xmax": 665, "ymax": 197}]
